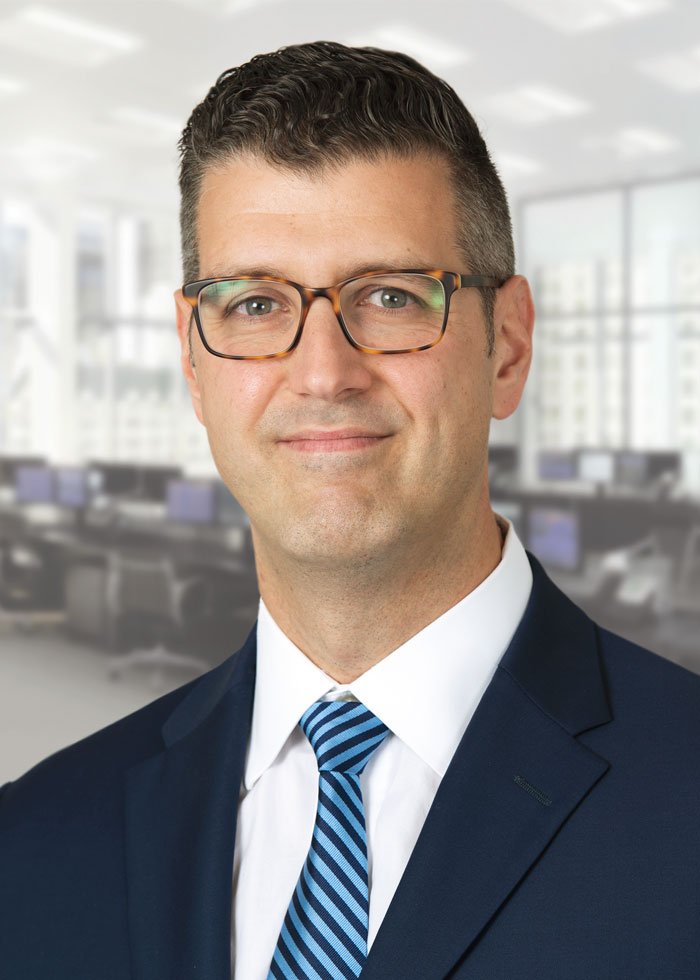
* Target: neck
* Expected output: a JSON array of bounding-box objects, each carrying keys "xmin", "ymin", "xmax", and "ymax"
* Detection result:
[{"xmin": 253, "ymin": 504, "xmax": 505, "ymax": 684}]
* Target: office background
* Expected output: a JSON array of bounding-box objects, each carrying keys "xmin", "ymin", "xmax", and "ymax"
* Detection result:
[{"xmin": 1, "ymin": 0, "xmax": 700, "ymax": 781}]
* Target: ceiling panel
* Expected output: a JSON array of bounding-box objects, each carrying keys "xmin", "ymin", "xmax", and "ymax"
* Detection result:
[{"xmin": 0, "ymin": 0, "xmax": 698, "ymax": 207}]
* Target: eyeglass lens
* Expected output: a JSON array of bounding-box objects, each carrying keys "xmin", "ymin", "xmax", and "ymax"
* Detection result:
[{"xmin": 197, "ymin": 274, "xmax": 446, "ymax": 356}]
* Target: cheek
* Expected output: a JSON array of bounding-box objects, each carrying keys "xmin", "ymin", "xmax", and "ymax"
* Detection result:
[
  {"xmin": 386, "ymin": 349, "xmax": 469, "ymax": 427},
  {"xmin": 200, "ymin": 362, "xmax": 274, "ymax": 433},
  {"xmin": 411, "ymin": 359, "xmax": 489, "ymax": 461}
]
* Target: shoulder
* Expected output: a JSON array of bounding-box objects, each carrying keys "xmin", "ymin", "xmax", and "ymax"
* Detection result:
[
  {"xmin": 596, "ymin": 623, "xmax": 700, "ymax": 716},
  {"xmin": 583, "ymin": 623, "xmax": 700, "ymax": 779},
  {"xmin": 530, "ymin": 551, "xmax": 700, "ymax": 737},
  {"xmin": 0, "ymin": 625, "xmax": 257, "ymax": 823},
  {"xmin": 0, "ymin": 624, "xmax": 256, "ymax": 832},
  {"xmin": 0, "ymin": 673, "xmax": 198, "ymax": 826}
]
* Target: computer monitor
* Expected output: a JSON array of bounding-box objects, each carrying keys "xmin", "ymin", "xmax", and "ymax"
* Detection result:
[
  {"xmin": 527, "ymin": 507, "xmax": 581, "ymax": 572},
  {"xmin": 646, "ymin": 451, "xmax": 681, "ymax": 482},
  {"xmin": 15, "ymin": 465, "xmax": 55, "ymax": 504},
  {"xmin": 55, "ymin": 467, "xmax": 90, "ymax": 509},
  {"xmin": 537, "ymin": 450, "xmax": 578, "ymax": 481},
  {"xmin": 616, "ymin": 452, "xmax": 648, "ymax": 488},
  {"xmin": 87, "ymin": 461, "xmax": 140, "ymax": 497},
  {"xmin": 166, "ymin": 479, "xmax": 217, "ymax": 524},
  {"xmin": 0, "ymin": 456, "xmax": 46, "ymax": 487},
  {"xmin": 137, "ymin": 465, "xmax": 183, "ymax": 502},
  {"xmin": 578, "ymin": 450, "xmax": 615, "ymax": 484}
]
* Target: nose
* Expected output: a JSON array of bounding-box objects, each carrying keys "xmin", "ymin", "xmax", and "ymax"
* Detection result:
[{"xmin": 285, "ymin": 296, "xmax": 374, "ymax": 401}]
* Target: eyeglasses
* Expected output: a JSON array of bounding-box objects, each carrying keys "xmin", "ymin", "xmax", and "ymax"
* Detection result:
[{"xmin": 182, "ymin": 269, "xmax": 504, "ymax": 359}]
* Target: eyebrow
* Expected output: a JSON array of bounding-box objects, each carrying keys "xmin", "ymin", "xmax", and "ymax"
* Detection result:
[{"xmin": 202, "ymin": 259, "xmax": 441, "ymax": 282}]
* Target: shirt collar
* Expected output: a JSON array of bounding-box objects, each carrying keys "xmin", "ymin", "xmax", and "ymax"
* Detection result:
[{"xmin": 245, "ymin": 513, "xmax": 533, "ymax": 789}]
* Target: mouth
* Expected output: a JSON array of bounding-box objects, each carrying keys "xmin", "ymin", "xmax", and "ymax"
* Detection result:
[{"xmin": 278, "ymin": 428, "xmax": 390, "ymax": 453}]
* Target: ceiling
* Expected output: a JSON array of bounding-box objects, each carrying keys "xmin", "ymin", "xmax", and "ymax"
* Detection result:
[{"xmin": 0, "ymin": 0, "xmax": 699, "ymax": 215}]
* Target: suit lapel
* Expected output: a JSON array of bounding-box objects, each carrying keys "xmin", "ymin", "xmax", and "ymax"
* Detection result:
[
  {"xmin": 123, "ymin": 630, "xmax": 256, "ymax": 980},
  {"xmin": 361, "ymin": 553, "xmax": 613, "ymax": 980}
]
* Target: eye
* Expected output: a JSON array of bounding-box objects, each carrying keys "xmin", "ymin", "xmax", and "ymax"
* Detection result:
[
  {"xmin": 231, "ymin": 295, "xmax": 280, "ymax": 316},
  {"xmin": 365, "ymin": 287, "xmax": 417, "ymax": 310}
]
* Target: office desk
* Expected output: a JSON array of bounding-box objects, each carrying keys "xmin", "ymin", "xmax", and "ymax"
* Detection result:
[
  {"xmin": 33, "ymin": 519, "xmax": 250, "ymax": 567},
  {"xmin": 32, "ymin": 524, "xmax": 257, "ymax": 654}
]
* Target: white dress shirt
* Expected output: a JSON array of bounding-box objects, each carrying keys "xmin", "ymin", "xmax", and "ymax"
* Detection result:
[{"xmin": 230, "ymin": 513, "xmax": 533, "ymax": 979}]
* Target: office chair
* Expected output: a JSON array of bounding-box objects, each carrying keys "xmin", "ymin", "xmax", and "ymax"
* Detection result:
[
  {"xmin": 106, "ymin": 551, "xmax": 207, "ymax": 688},
  {"xmin": 594, "ymin": 532, "xmax": 675, "ymax": 627}
]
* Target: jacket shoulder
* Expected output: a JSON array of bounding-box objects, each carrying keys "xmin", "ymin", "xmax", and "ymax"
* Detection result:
[
  {"xmin": 0, "ymin": 673, "xmax": 197, "ymax": 824},
  {"xmin": 586, "ymin": 623, "xmax": 700, "ymax": 765},
  {"xmin": 0, "ymin": 625, "xmax": 257, "ymax": 812},
  {"xmin": 597, "ymin": 623, "xmax": 700, "ymax": 705}
]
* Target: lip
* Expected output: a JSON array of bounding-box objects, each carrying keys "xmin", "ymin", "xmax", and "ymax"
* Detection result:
[
  {"xmin": 278, "ymin": 428, "xmax": 390, "ymax": 452},
  {"xmin": 281, "ymin": 428, "xmax": 386, "ymax": 441}
]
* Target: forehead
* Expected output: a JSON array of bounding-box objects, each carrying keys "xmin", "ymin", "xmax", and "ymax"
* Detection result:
[{"xmin": 195, "ymin": 152, "xmax": 463, "ymax": 279}]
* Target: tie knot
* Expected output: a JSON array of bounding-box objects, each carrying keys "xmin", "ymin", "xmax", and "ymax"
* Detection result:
[{"xmin": 300, "ymin": 700, "xmax": 390, "ymax": 774}]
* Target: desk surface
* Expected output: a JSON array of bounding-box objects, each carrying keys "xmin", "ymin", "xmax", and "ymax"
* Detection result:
[{"xmin": 27, "ymin": 525, "xmax": 252, "ymax": 576}]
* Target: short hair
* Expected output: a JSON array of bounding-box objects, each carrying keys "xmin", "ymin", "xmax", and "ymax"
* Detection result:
[{"xmin": 177, "ymin": 40, "xmax": 514, "ymax": 358}]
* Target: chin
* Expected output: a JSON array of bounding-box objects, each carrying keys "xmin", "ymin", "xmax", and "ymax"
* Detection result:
[{"xmin": 281, "ymin": 511, "xmax": 397, "ymax": 566}]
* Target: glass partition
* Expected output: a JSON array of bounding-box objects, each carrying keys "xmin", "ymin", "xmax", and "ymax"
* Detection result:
[{"xmin": 521, "ymin": 177, "xmax": 700, "ymax": 471}]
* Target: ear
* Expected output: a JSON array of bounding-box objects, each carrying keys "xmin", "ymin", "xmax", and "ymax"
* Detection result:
[
  {"xmin": 174, "ymin": 287, "xmax": 205, "ymax": 426},
  {"xmin": 490, "ymin": 275, "xmax": 534, "ymax": 421}
]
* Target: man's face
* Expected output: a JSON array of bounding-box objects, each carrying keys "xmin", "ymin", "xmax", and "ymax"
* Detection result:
[{"xmin": 175, "ymin": 152, "xmax": 530, "ymax": 572}]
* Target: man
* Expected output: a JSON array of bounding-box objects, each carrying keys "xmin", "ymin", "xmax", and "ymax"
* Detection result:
[{"xmin": 1, "ymin": 40, "xmax": 699, "ymax": 980}]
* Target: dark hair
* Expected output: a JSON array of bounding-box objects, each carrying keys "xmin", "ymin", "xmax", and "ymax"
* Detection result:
[{"xmin": 177, "ymin": 40, "xmax": 514, "ymax": 358}]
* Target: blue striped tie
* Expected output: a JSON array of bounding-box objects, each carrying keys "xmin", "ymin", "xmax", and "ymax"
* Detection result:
[{"xmin": 267, "ymin": 699, "xmax": 390, "ymax": 980}]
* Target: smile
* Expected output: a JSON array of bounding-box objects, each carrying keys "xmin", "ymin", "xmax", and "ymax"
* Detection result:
[{"xmin": 279, "ymin": 429, "xmax": 389, "ymax": 453}]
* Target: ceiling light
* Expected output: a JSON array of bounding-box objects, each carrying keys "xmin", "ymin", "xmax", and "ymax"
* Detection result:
[
  {"xmin": 498, "ymin": 0, "xmax": 670, "ymax": 33},
  {"xmin": 6, "ymin": 138, "xmax": 99, "ymax": 183},
  {"xmin": 112, "ymin": 107, "xmax": 183, "ymax": 140},
  {"xmin": 167, "ymin": 0, "xmax": 280, "ymax": 14},
  {"xmin": 0, "ymin": 5, "xmax": 142, "ymax": 68},
  {"xmin": 489, "ymin": 84, "xmax": 590, "ymax": 124},
  {"xmin": 638, "ymin": 46, "xmax": 700, "ymax": 91},
  {"xmin": 584, "ymin": 127, "xmax": 680, "ymax": 158},
  {"xmin": 350, "ymin": 25, "xmax": 469, "ymax": 68},
  {"xmin": 615, "ymin": 127, "xmax": 679, "ymax": 156},
  {"xmin": 0, "ymin": 76, "xmax": 24, "ymax": 96},
  {"xmin": 223, "ymin": 0, "xmax": 278, "ymax": 12},
  {"xmin": 493, "ymin": 152, "xmax": 544, "ymax": 176}
]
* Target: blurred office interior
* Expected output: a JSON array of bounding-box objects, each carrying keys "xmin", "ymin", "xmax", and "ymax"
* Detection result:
[{"xmin": 1, "ymin": 0, "xmax": 700, "ymax": 780}]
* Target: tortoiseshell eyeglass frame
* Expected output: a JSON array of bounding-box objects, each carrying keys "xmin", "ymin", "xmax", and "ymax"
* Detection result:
[{"xmin": 181, "ymin": 269, "xmax": 505, "ymax": 360}]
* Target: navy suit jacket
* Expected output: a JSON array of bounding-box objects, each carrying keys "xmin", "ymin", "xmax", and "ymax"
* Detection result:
[{"xmin": 1, "ymin": 551, "xmax": 700, "ymax": 979}]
